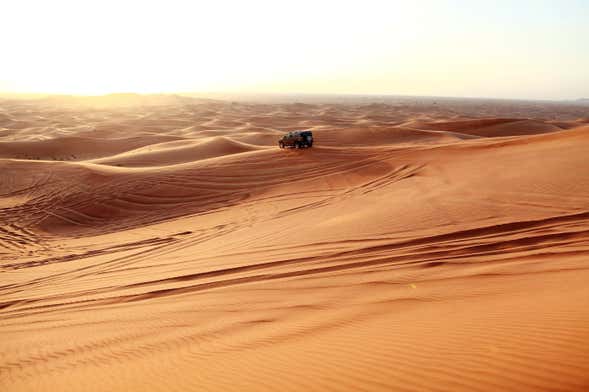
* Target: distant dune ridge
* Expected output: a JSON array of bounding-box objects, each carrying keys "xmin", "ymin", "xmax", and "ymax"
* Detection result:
[{"xmin": 1, "ymin": 95, "xmax": 589, "ymax": 391}]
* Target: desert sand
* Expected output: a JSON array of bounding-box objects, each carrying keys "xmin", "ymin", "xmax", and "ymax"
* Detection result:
[{"xmin": 1, "ymin": 94, "xmax": 589, "ymax": 391}]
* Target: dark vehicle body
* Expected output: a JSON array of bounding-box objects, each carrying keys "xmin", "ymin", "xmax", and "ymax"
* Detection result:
[{"xmin": 279, "ymin": 130, "xmax": 313, "ymax": 149}]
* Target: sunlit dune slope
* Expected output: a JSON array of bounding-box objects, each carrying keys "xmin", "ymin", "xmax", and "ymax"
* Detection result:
[{"xmin": 89, "ymin": 136, "xmax": 268, "ymax": 167}]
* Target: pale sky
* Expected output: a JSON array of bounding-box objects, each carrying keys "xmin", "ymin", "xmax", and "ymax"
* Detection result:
[{"xmin": 1, "ymin": 0, "xmax": 588, "ymax": 99}]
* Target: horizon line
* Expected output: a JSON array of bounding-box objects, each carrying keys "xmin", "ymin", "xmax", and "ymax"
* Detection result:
[{"xmin": 0, "ymin": 90, "xmax": 587, "ymax": 103}]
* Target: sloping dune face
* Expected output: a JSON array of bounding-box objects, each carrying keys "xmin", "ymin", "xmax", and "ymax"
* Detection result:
[{"xmin": 1, "ymin": 96, "xmax": 589, "ymax": 392}]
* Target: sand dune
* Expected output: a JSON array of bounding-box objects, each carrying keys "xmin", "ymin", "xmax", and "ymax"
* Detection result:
[
  {"xmin": 403, "ymin": 118, "xmax": 565, "ymax": 137},
  {"xmin": 313, "ymin": 126, "xmax": 478, "ymax": 146},
  {"xmin": 89, "ymin": 137, "xmax": 267, "ymax": 167},
  {"xmin": 0, "ymin": 135, "xmax": 183, "ymax": 161},
  {"xmin": 1, "ymin": 96, "xmax": 589, "ymax": 391}
]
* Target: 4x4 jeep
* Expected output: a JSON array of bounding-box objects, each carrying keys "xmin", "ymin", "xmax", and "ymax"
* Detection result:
[{"xmin": 279, "ymin": 130, "xmax": 313, "ymax": 149}]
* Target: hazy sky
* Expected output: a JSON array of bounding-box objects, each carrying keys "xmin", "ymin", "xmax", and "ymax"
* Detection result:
[{"xmin": 1, "ymin": 0, "xmax": 588, "ymax": 99}]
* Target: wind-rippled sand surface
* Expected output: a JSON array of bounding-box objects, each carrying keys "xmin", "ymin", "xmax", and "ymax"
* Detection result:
[{"xmin": 1, "ymin": 95, "xmax": 589, "ymax": 391}]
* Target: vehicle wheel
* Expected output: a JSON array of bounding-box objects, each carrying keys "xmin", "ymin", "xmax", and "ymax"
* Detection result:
[
  {"xmin": 295, "ymin": 142, "xmax": 300, "ymax": 149},
  {"xmin": 279, "ymin": 142, "xmax": 284, "ymax": 148}
]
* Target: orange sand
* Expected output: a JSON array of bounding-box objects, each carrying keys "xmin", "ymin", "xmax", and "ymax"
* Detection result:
[{"xmin": 1, "ymin": 95, "xmax": 589, "ymax": 391}]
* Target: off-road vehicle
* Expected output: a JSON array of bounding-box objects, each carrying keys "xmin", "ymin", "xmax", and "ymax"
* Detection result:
[{"xmin": 278, "ymin": 130, "xmax": 313, "ymax": 149}]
